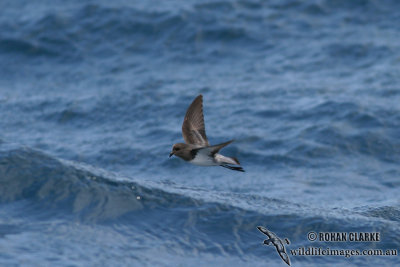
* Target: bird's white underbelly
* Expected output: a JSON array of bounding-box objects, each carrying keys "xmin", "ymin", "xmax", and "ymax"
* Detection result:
[{"xmin": 189, "ymin": 151, "xmax": 218, "ymax": 166}]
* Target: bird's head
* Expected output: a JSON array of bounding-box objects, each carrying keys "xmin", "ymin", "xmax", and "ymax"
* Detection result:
[{"xmin": 169, "ymin": 143, "xmax": 187, "ymax": 158}]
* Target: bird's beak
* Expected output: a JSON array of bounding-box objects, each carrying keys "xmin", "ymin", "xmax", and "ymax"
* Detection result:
[{"xmin": 169, "ymin": 152, "xmax": 174, "ymax": 157}]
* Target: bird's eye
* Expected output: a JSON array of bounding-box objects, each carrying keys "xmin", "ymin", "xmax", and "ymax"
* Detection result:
[{"xmin": 175, "ymin": 147, "xmax": 180, "ymax": 151}]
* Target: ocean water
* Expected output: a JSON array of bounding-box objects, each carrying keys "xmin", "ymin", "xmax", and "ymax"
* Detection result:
[{"xmin": 0, "ymin": 0, "xmax": 399, "ymax": 266}]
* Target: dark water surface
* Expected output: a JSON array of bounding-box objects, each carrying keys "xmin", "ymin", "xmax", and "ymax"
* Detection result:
[{"xmin": 1, "ymin": 0, "xmax": 399, "ymax": 266}]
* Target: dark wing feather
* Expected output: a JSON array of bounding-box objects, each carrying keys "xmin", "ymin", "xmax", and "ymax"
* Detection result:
[
  {"xmin": 257, "ymin": 226, "xmax": 274, "ymax": 239},
  {"xmin": 182, "ymin": 95, "xmax": 209, "ymax": 146},
  {"xmin": 279, "ymin": 250, "xmax": 291, "ymax": 266}
]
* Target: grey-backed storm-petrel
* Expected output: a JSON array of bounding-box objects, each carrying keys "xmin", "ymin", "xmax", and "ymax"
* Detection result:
[{"xmin": 169, "ymin": 95, "xmax": 244, "ymax": 172}]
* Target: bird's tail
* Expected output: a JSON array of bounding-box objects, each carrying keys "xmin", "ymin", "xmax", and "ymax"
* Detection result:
[
  {"xmin": 216, "ymin": 154, "xmax": 244, "ymax": 172},
  {"xmin": 210, "ymin": 140, "xmax": 244, "ymax": 172},
  {"xmin": 215, "ymin": 154, "xmax": 240, "ymax": 165}
]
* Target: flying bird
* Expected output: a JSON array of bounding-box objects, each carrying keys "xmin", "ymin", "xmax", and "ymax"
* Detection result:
[
  {"xmin": 169, "ymin": 95, "xmax": 244, "ymax": 172},
  {"xmin": 257, "ymin": 226, "xmax": 291, "ymax": 266}
]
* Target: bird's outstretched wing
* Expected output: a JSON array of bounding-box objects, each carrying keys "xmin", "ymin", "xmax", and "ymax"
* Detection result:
[
  {"xmin": 278, "ymin": 249, "xmax": 291, "ymax": 266},
  {"xmin": 257, "ymin": 226, "xmax": 274, "ymax": 239},
  {"xmin": 182, "ymin": 95, "xmax": 209, "ymax": 146},
  {"xmin": 194, "ymin": 140, "xmax": 234, "ymax": 156}
]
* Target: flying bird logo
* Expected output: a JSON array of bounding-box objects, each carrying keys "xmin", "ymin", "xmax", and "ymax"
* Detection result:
[{"xmin": 257, "ymin": 226, "xmax": 291, "ymax": 266}]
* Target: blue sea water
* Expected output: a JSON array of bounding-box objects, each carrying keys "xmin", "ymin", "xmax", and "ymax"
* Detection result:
[{"xmin": 1, "ymin": 0, "xmax": 400, "ymax": 266}]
